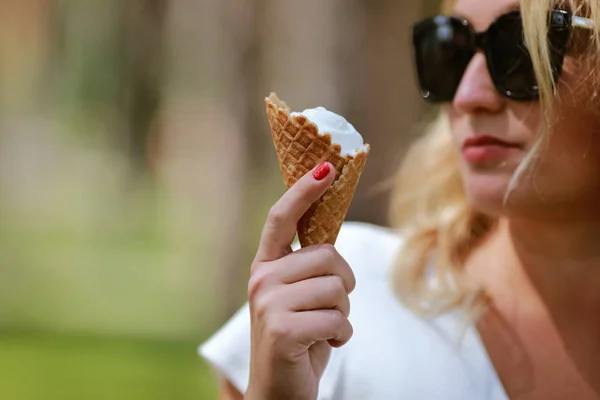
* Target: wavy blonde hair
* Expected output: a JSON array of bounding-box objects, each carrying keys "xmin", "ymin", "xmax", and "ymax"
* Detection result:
[{"xmin": 390, "ymin": 0, "xmax": 600, "ymax": 317}]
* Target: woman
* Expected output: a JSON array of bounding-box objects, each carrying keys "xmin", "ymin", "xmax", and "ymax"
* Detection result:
[{"xmin": 201, "ymin": 0, "xmax": 600, "ymax": 398}]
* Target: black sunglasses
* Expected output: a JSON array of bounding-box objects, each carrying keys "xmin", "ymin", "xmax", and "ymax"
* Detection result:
[{"xmin": 412, "ymin": 10, "xmax": 593, "ymax": 102}]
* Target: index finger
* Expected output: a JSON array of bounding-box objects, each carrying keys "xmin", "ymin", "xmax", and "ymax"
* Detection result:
[{"xmin": 255, "ymin": 162, "xmax": 335, "ymax": 263}]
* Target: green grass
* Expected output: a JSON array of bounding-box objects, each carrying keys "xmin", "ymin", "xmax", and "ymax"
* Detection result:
[{"xmin": 0, "ymin": 330, "xmax": 218, "ymax": 400}]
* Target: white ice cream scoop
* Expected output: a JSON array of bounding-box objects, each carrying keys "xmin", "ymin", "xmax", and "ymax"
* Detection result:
[{"xmin": 291, "ymin": 107, "xmax": 367, "ymax": 157}]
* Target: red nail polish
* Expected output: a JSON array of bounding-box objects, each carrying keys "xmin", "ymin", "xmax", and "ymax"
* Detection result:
[{"xmin": 313, "ymin": 162, "xmax": 330, "ymax": 181}]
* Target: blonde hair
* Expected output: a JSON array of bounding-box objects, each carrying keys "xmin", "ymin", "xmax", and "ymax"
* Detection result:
[{"xmin": 390, "ymin": 0, "xmax": 600, "ymax": 317}]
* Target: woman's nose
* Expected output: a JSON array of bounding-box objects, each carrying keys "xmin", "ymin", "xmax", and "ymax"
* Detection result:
[{"xmin": 453, "ymin": 53, "xmax": 505, "ymax": 114}]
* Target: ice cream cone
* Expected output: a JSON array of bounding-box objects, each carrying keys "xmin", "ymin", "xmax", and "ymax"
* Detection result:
[{"xmin": 264, "ymin": 92, "xmax": 370, "ymax": 247}]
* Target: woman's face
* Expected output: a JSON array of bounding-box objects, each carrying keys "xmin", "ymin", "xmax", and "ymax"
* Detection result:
[{"xmin": 448, "ymin": 0, "xmax": 600, "ymax": 219}]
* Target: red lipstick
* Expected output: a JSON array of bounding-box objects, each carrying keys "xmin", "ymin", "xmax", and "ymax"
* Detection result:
[{"xmin": 461, "ymin": 136, "xmax": 522, "ymax": 163}]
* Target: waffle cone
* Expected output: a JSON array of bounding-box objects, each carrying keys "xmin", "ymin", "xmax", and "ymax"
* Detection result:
[{"xmin": 264, "ymin": 93, "xmax": 370, "ymax": 247}]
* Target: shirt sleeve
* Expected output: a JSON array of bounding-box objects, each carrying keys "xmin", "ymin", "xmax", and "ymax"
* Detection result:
[{"xmin": 199, "ymin": 302, "xmax": 252, "ymax": 394}]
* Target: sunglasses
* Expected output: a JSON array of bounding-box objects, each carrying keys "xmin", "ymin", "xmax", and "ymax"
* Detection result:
[{"xmin": 412, "ymin": 10, "xmax": 593, "ymax": 102}]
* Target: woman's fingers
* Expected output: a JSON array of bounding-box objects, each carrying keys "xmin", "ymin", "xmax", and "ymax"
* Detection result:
[
  {"xmin": 251, "ymin": 244, "xmax": 355, "ymax": 293},
  {"xmin": 247, "ymin": 244, "xmax": 356, "ymax": 305},
  {"xmin": 279, "ymin": 244, "xmax": 356, "ymax": 293},
  {"xmin": 284, "ymin": 309, "xmax": 354, "ymax": 348},
  {"xmin": 257, "ymin": 275, "xmax": 351, "ymax": 317}
]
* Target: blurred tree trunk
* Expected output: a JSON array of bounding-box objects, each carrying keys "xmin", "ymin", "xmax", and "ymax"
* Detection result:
[
  {"xmin": 0, "ymin": 0, "xmax": 53, "ymax": 114},
  {"xmin": 212, "ymin": 0, "xmax": 274, "ymax": 320},
  {"xmin": 222, "ymin": 0, "xmax": 267, "ymax": 318},
  {"xmin": 121, "ymin": 0, "xmax": 169, "ymax": 172},
  {"xmin": 160, "ymin": 0, "xmax": 250, "ymax": 327},
  {"xmin": 341, "ymin": 0, "xmax": 428, "ymax": 227},
  {"xmin": 0, "ymin": 0, "xmax": 55, "ymax": 327},
  {"xmin": 240, "ymin": 0, "xmax": 271, "ymax": 177}
]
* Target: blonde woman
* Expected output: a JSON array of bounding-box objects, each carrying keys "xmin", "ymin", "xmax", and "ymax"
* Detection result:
[{"xmin": 200, "ymin": 0, "xmax": 600, "ymax": 398}]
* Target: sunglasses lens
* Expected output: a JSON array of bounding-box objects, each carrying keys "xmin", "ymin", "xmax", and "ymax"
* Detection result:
[
  {"xmin": 413, "ymin": 11, "xmax": 572, "ymax": 102},
  {"xmin": 487, "ymin": 12, "xmax": 539, "ymax": 99},
  {"xmin": 413, "ymin": 17, "xmax": 474, "ymax": 102}
]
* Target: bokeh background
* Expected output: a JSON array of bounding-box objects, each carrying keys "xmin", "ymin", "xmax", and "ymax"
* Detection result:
[{"xmin": 0, "ymin": 0, "xmax": 440, "ymax": 398}]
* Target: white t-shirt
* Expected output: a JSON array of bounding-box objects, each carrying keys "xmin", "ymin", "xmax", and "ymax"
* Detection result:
[{"xmin": 199, "ymin": 222, "xmax": 509, "ymax": 399}]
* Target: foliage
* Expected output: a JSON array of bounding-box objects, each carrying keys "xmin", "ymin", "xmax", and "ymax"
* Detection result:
[{"xmin": 0, "ymin": 331, "xmax": 218, "ymax": 400}]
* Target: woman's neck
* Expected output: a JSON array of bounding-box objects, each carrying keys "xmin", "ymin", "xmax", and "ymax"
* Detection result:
[
  {"xmin": 467, "ymin": 215, "xmax": 600, "ymax": 317},
  {"xmin": 499, "ymin": 216, "xmax": 600, "ymax": 312},
  {"xmin": 466, "ymin": 215, "xmax": 600, "ymax": 396}
]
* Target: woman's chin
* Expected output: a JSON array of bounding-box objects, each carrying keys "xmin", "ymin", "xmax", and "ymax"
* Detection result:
[{"xmin": 462, "ymin": 173, "xmax": 513, "ymax": 216}]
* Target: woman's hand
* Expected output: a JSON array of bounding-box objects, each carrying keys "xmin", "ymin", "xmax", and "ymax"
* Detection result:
[{"xmin": 245, "ymin": 162, "xmax": 356, "ymax": 400}]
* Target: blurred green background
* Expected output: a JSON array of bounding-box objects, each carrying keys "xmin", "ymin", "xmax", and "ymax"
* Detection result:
[{"xmin": 0, "ymin": 0, "xmax": 440, "ymax": 398}]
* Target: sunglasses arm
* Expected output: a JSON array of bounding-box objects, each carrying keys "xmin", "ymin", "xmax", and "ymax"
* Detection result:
[{"xmin": 572, "ymin": 16, "xmax": 594, "ymax": 30}]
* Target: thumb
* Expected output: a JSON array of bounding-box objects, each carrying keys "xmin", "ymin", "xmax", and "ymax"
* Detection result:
[{"xmin": 255, "ymin": 162, "xmax": 334, "ymax": 263}]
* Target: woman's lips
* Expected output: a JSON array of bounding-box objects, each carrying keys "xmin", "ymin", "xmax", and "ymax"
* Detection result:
[{"xmin": 461, "ymin": 135, "xmax": 523, "ymax": 164}]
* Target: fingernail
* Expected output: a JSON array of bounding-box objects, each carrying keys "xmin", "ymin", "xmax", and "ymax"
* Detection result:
[{"xmin": 313, "ymin": 162, "xmax": 330, "ymax": 181}]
